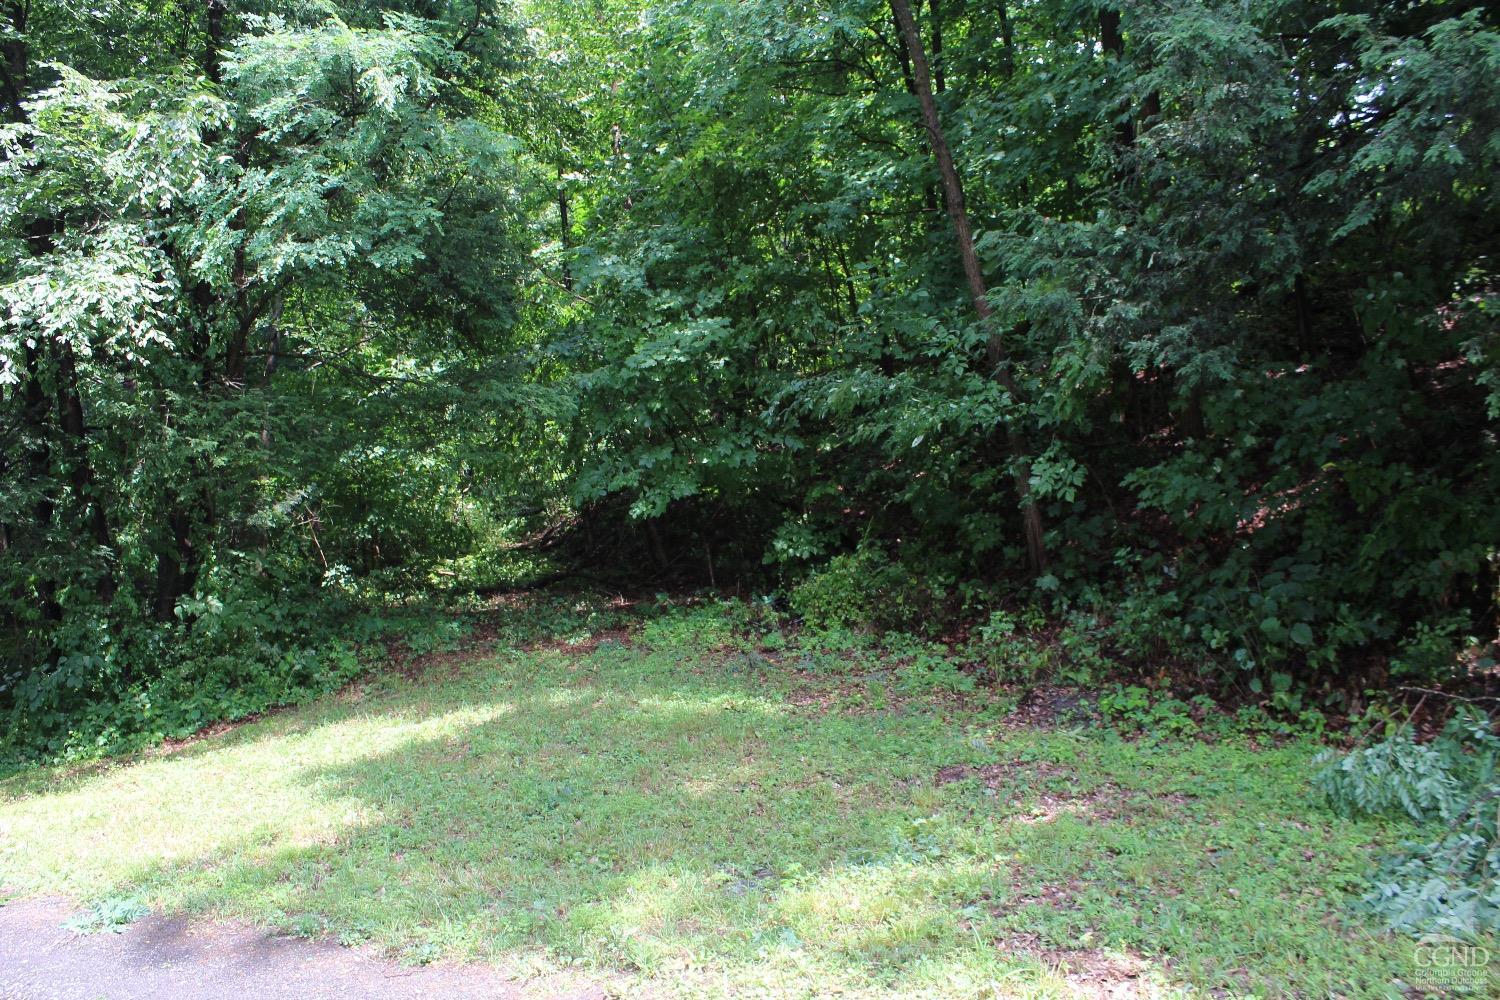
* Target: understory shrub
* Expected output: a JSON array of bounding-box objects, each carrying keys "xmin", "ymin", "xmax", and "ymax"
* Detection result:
[
  {"xmin": 1315, "ymin": 708, "xmax": 1500, "ymax": 938},
  {"xmin": 1, "ymin": 571, "xmax": 388, "ymax": 764},
  {"xmin": 788, "ymin": 547, "xmax": 940, "ymax": 633}
]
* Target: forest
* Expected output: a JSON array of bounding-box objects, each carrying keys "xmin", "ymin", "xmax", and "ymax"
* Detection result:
[{"xmin": 1, "ymin": 0, "xmax": 1498, "ymax": 994}]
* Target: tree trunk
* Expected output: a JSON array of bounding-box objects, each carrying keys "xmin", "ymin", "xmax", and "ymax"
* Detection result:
[
  {"xmin": 2, "ymin": 7, "xmax": 66, "ymax": 622},
  {"xmin": 645, "ymin": 517, "xmax": 669, "ymax": 573},
  {"xmin": 149, "ymin": 0, "xmax": 244, "ymax": 618},
  {"xmin": 21, "ymin": 344, "xmax": 62, "ymax": 622},
  {"xmin": 153, "ymin": 506, "xmax": 198, "ymax": 622},
  {"xmin": 203, "ymin": 0, "xmax": 226, "ymax": 83},
  {"xmin": 1099, "ymin": 9, "xmax": 1137, "ymax": 148},
  {"xmin": 928, "ymin": 0, "xmax": 944, "ymax": 94},
  {"xmin": 997, "ymin": 0, "xmax": 1016, "ymax": 79},
  {"xmin": 889, "ymin": 5, "xmax": 939, "ymax": 219},
  {"xmin": 1101, "ymin": 8, "xmax": 1161, "ymax": 150},
  {"xmin": 558, "ymin": 181, "xmax": 573, "ymax": 291},
  {"xmin": 6, "ymin": 11, "xmax": 122, "ymax": 605},
  {"xmin": 0, "ymin": 1, "xmax": 28, "ymax": 123},
  {"xmin": 889, "ymin": 0, "xmax": 1048, "ymax": 573},
  {"xmin": 54, "ymin": 344, "xmax": 117, "ymax": 601}
]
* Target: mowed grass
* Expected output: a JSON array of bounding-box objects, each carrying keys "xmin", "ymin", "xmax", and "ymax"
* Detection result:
[{"xmin": 0, "ymin": 599, "xmax": 1443, "ymax": 997}]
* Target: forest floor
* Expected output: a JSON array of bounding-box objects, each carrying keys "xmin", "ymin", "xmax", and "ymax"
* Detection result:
[{"xmin": 0, "ymin": 596, "xmax": 1455, "ymax": 998}]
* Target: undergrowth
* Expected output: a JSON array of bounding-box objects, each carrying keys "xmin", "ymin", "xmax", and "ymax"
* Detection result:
[{"xmin": 1316, "ymin": 706, "xmax": 1500, "ymax": 939}]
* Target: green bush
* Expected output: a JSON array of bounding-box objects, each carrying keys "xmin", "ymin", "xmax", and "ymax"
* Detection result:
[
  {"xmin": 885, "ymin": 634, "xmax": 976, "ymax": 695},
  {"xmin": 1315, "ymin": 708, "xmax": 1500, "ymax": 938},
  {"xmin": 968, "ymin": 608, "xmax": 1110, "ymax": 687},
  {"xmin": 0, "ymin": 568, "xmax": 380, "ymax": 763},
  {"xmin": 969, "ymin": 610, "xmax": 1053, "ymax": 684},
  {"xmin": 788, "ymin": 547, "xmax": 938, "ymax": 633}
]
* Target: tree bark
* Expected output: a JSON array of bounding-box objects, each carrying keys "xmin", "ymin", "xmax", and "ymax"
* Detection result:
[
  {"xmin": 0, "ymin": 4, "xmax": 64, "ymax": 621},
  {"xmin": 149, "ymin": 0, "xmax": 245, "ymax": 620},
  {"xmin": 55, "ymin": 344, "xmax": 117, "ymax": 601},
  {"xmin": 0, "ymin": 1, "xmax": 28, "ymax": 122},
  {"xmin": 645, "ymin": 517, "xmax": 669, "ymax": 573},
  {"xmin": 558, "ymin": 181, "xmax": 573, "ymax": 291},
  {"xmin": 1101, "ymin": 8, "xmax": 1160, "ymax": 148},
  {"xmin": 20, "ymin": 344, "xmax": 62, "ymax": 621},
  {"xmin": 889, "ymin": 0, "xmax": 1048, "ymax": 573},
  {"xmin": 6, "ymin": 9, "xmax": 121, "ymax": 605},
  {"xmin": 889, "ymin": 5, "xmax": 938, "ymax": 218},
  {"xmin": 997, "ymin": 0, "xmax": 1016, "ymax": 79},
  {"xmin": 1099, "ymin": 8, "xmax": 1136, "ymax": 148},
  {"xmin": 203, "ymin": 0, "xmax": 227, "ymax": 83},
  {"xmin": 153, "ymin": 506, "xmax": 198, "ymax": 622},
  {"xmin": 203, "ymin": 0, "xmax": 255, "ymax": 386},
  {"xmin": 928, "ymin": 0, "xmax": 944, "ymax": 94}
]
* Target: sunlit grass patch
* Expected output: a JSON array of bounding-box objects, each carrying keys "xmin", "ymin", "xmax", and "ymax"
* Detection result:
[{"xmin": 0, "ymin": 601, "xmax": 1443, "ymax": 996}]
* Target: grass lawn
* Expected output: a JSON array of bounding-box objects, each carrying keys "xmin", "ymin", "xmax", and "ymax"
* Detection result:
[{"xmin": 0, "ymin": 598, "xmax": 1463, "ymax": 997}]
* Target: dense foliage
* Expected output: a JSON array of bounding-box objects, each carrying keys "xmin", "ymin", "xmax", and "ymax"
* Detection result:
[
  {"xmin": 1317, "ymin": 707, "xmax": 1500, "ymax": 938},
  {"xmin": 2, "ymin": 0, "xmax": 1497, "ymax": 754},
  {"xmin": 1, "ymin": 0, "xmax": 543, "ymax": 750}
]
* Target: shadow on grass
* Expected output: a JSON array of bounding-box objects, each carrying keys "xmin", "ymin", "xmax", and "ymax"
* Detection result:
[{"xmin": 0, "ymin": 626, "xmax": 1421, "ymax": 996}]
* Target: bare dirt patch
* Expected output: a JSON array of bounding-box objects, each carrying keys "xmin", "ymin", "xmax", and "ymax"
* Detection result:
[
  {"xmin": 1036, "ymin": 947, "xmax": 1169, "ymax": 999},
  {"xmin": 933, "ymin": 761, "xmax": 1191, "ymax": 825},
  {"xmin": 384, "ymin": 620, "xmax": 506, "ymax": 682},
  {"xmin": 934, "ymin": 760, "xmax": 1070, "ymax": 789},
  {"xmin": 1003, "ymin": 686, "xmax": 1098, "ymax": 728},
  {"xmin": 524, "ymin": 627, "xmax": 634, "ymax": 657}
]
